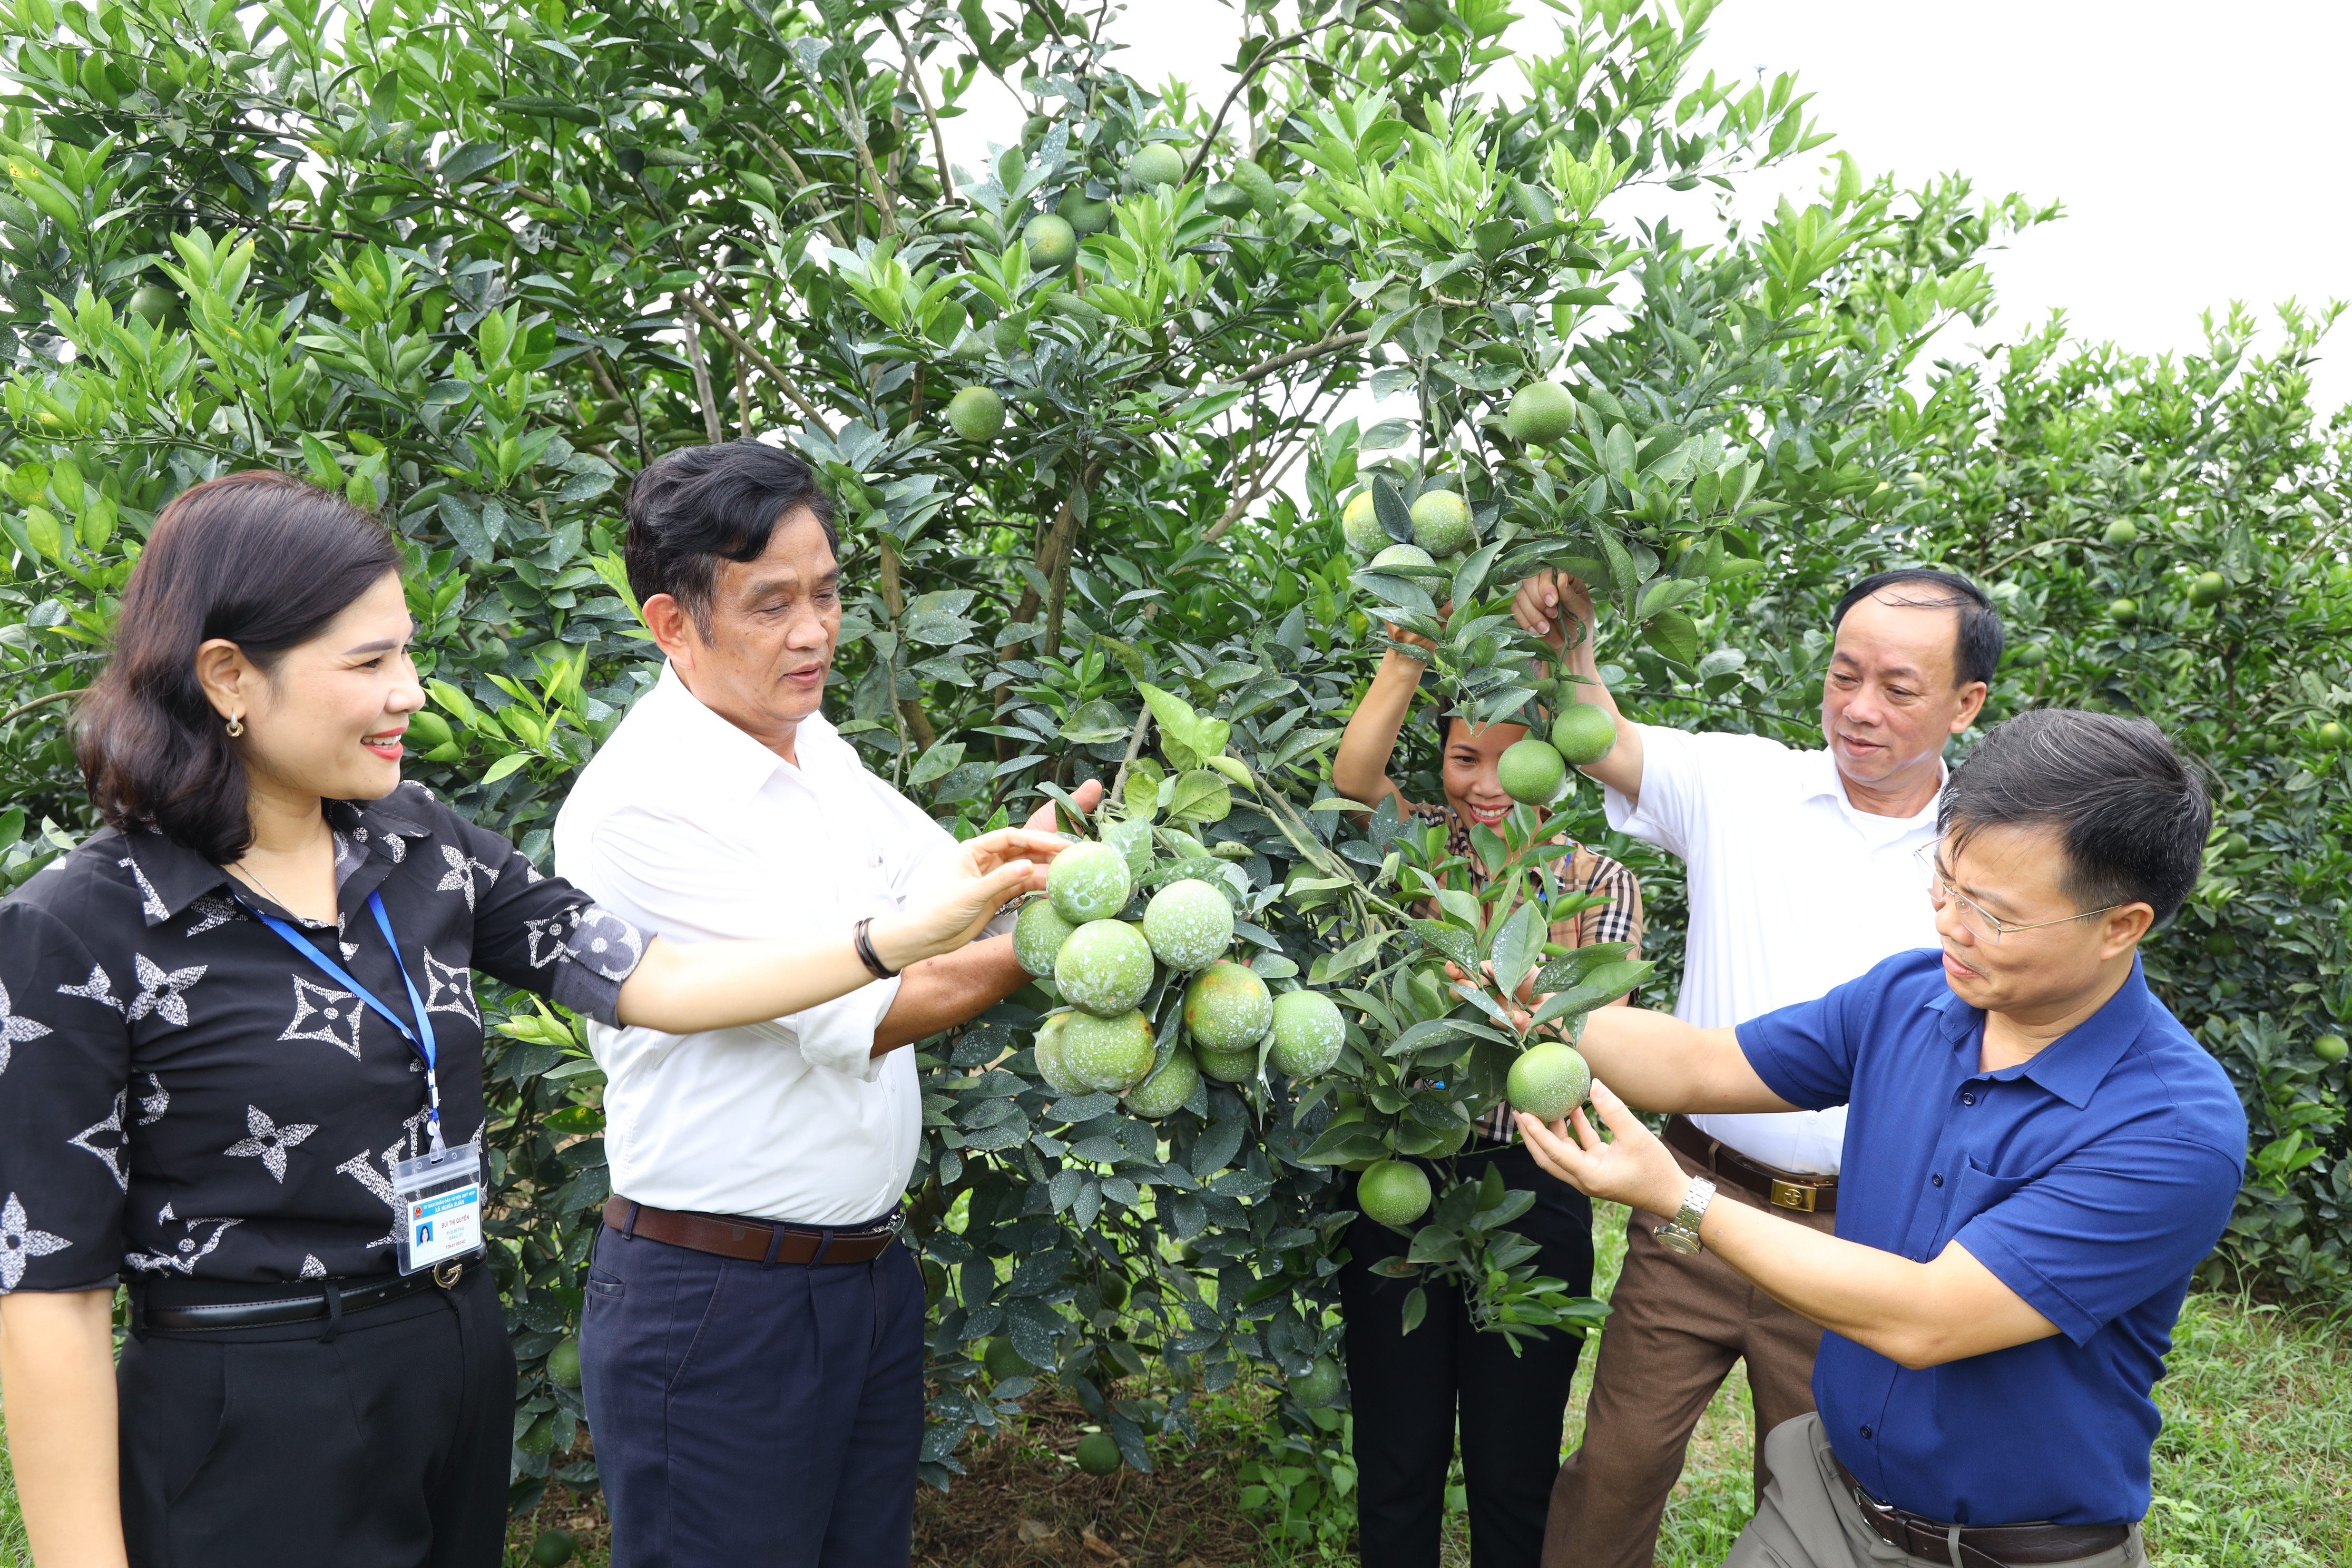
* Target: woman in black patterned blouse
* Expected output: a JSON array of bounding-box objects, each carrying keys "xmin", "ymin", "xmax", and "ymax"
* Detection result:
[
  {"xmin": 0, "ymin": 472, "xmax": 1061, "ymax": 1568},
  {"xmin": 1331, "ymin": 613, "xmax": 1644, "ymax": 1568}
]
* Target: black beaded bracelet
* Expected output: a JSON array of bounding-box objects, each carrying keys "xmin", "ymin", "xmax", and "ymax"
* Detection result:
[{"xmin": 852, "ymin": 917, "xmax": 899, "ymax": 979}]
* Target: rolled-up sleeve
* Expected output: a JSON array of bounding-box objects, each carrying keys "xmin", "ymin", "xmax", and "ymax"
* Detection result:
[{"xmin": 574, "ymin": 803, "xmax": 898, "ymax": 1082}]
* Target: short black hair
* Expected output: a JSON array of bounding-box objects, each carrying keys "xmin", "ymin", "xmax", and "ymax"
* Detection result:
[
  {"xmin": 623, "ymin": 440, "xmax": 839, "ymax": 636},
  {"xmin": 1830, "ymin": 569, "xmax": 2003, "ymax": 688},
  {"xmin": 1940, "ymin": 708, "xmax": 2211, "ymax": 925}
]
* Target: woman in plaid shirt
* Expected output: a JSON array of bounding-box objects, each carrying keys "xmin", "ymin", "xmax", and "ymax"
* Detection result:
[{"xmin": 1332, "ymin": 620, "xmax": 1644, "ymax": 1568}]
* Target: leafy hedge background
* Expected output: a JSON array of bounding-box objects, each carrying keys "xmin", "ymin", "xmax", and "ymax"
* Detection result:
[{"xmin": 0, "ymin": 0, "xmax": 2343, "ymax": 1513}]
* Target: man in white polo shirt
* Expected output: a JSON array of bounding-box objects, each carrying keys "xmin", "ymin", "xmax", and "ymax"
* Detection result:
[
  {"xmin": 1509, "ymin": 566, "xmax": 2000, "ymax": 1568},
  {"xmin": 555, "ymin": 441, "xmax": 1098, "ymax": 1568}
]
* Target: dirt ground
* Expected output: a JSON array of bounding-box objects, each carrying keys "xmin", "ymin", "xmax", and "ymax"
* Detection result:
[{"xmin": 506, "ymin": 1391, "xmax": 1271, "ymax": 1568}]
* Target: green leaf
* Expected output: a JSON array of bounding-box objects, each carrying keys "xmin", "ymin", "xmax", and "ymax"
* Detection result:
[
  {"xmin": 1167, "ymin": 769, "xmax": 1233, "ymax": 824},
  {"xmin": 1123, "ymin": 758, "xmax": 1165, "ymax": 823},
  {"xmin": 1137, "ymin": 682, "xmax": 1206, "ymax": 770},
  {"xmin": 1642, "ymin": 607, "xmax": 1700, "ymax": 667},
  {"xmin": 908, "ymin": 741, "xmax": 967, "ymax": 787}
]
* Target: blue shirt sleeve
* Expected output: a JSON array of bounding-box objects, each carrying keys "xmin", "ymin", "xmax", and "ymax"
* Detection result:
[
  {"xmin": 1952, "ymin": 1135, "xmax": 2241, "ymax": 1346},
  {"xmin": 1733, "ymin": 948, "xmax": 1951, "ymax": 1112}
]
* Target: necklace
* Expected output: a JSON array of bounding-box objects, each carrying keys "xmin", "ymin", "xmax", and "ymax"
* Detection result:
[
  {"xmin": 224, "ymin": 822, "xmax": 333, "ymax": 920},
  {"xmin": 225, "ymin": 861, "xmax": 295, "ymax": 911}
]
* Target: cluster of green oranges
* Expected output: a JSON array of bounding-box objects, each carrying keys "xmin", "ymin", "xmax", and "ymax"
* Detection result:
[{"xmin": 1014, "ymin": 834, "xmax": 1347, "ymax": 1116}]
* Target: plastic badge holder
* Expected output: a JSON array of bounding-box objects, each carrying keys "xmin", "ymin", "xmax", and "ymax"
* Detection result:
[{"xmin": 392, "ymin": 1139, "xmax": 485, "ymax": 1276}]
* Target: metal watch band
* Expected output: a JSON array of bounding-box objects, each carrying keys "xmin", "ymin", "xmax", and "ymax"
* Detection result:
[{"xmin": 1657, "ymin": 1175, "xmax": 1717, "ymax": 1256}]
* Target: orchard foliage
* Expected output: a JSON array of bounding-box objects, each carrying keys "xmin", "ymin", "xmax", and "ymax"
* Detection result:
[{"xmin": 0, "ymin": 0, "xmax": 2341, "ymax": 1511}]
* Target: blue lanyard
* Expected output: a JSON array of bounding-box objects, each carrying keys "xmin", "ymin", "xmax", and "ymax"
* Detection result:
[{"xmin": 244, "ymin": 889, "xmax": 446, "ymax": 1154}]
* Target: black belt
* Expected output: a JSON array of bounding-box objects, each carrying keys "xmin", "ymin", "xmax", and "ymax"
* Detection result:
[
  {"xmin": 1834, "ymin": 1457, "xmax": 2130, "ymax": 1566},
  {"xmin": 135, "ymin": 1257, "xmax": 475, "ymax": 1334}
]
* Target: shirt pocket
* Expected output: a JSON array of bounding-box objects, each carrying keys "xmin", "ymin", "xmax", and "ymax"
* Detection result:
[{"xmin": 1944, "ymin": 1157, "xmax": 2032, "ymax": 1245}]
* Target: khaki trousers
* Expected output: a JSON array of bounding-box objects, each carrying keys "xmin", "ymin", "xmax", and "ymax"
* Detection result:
[
  {"xmin": 1724, "ymin": 1413, "xmax": 2145, "ymax": 1568},
  {"xmin": 1543, "ymin": 1145, "xmax": 1836, "ymax": 1568}
]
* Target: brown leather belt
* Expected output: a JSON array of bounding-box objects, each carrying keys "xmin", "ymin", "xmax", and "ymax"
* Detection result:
[
  {"xmin": 603, "ymin": 1197, "xmax": 902, "ymax": 1265},
  {"xmin": 1834, "ymin": 1456, "xmax": 2128, "ymax": 1566},
  {"xmin": 1665, "ymin": 1114, "xmax": 1838, "ymax": 1214}
]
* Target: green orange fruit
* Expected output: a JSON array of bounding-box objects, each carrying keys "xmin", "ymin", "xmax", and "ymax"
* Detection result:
[
  {"xmin": 1049, "ymin": 840, "xmax": 1132, "ymax": 923},
  {"xmin": 1497, "ymin": 738, "xmax": 1567, "ymax": 804},
  {"xmin": 946, "ymin": 385, "xmax": 1005, "ymax": 441},
  {"xmin": 1357, "ymin": 1159, "xmax": 1433, "ymax": 1228},
  {"xmin": 1409, "ymin": 489, "xmax": 1475, "ymax": 556},
  {"xmin": 1063, "ymin": 1008, "xmax": 1155, "ymax": 1092},
  {"xmin": 1550, "ymin": 703, "xmax": 1618, "ymax": 765},
  {"xmin": 1055, "ymin": 919, "xmax": 1155, "ymax": 1016},
  {"xmin": 1014, "ymin": 897, "xmax": 1080, "ymax": 977},
  {"xmin": 1183, "ymin": 960, "xmax": 1272, "ymax": 1053},
  {"xmin": 1506, "ymin": 1041, "xmax": 1591, "ymax": 1120},
  {"xmin": 1123, "ymin": 1047, "xmax": 1201, "ymax": 1119},
  {"xmin": 1504, "ymin": 381, "xmax": 1576, "ymax": 444},
  {"xmin": 1025, "ymin": 212, "xmax": 1077, "ymax": 268},
  {"xmin": 1268, "ymin": 988, "xmax": 1345, "ymax": 1077}
]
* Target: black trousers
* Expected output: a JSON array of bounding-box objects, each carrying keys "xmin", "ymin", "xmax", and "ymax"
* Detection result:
[
  {"xmin": 117, "ymin": 1265, "xmax": 515, "ymax": 1568},
  {"xmin": 581, "ymin": 1219, "xmax": 927, "ymax": 1567},
  {"xmin": 1340, "ymin": 1140, "xmax": 1596, "ymax": 1568}
]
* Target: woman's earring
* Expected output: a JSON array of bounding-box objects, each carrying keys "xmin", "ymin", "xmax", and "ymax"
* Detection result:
[{"xmin": 225, "ymin": 714, "xmax": 244, "ymax": 738}]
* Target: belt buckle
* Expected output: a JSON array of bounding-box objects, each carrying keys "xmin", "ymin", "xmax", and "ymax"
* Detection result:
[
  {"xmin": 1769, "ymin": 1178, "xmax": 1819, "ymax": 1212},
  {"xmin": 433, "ymin": 1259, "xmax": 466, "ymax": 1289}
]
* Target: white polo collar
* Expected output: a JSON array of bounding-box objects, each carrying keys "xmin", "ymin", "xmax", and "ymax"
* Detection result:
[
  {"xmin": 1799, "ymin": 742, "xmax": 1947, "ymax": 827},
  {"xmin": 640, "ymin": 661, "xmax": 844, "ymax": 809}
]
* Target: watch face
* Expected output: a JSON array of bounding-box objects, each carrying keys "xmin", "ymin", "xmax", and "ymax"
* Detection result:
[{"xmin": 1656, "ymin": 1225, "xmax": 1700, "ymax": 1256}]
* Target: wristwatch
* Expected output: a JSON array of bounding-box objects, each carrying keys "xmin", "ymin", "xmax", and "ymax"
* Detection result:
[{"xmin": 1655, "ymin": 1177, "xmax": 1716, "ymax": 1256}]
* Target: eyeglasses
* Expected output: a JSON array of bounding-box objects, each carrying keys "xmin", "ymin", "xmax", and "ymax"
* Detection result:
[{"xmin": 1911, "ymin": 840, "xmax": 2123, "ymax": 945}]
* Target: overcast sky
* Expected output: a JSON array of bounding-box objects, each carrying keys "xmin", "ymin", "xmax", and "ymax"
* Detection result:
[{"xmin": 940, "ymin": 0, "xmax": 2352, "ymax": 414}]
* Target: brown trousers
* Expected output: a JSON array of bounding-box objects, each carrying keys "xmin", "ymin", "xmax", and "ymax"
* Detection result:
[{"xmin": 1543, "ymin": 1144, "xmax": 1837, "ymax": 1568}]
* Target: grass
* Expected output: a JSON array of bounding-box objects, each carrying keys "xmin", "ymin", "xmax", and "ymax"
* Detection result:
[{"xmin": 3, "ymin": 1226, "xmax": 2346, "ymax": 1568}]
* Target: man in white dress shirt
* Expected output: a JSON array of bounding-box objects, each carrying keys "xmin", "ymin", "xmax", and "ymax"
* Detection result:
[
  {"xmin": 555, "ymin": 442, "xmax": 1099, "ymax": 1568},
  {"xmin": 1508, "ymin": 566, "xmax": 2000, "ymax": 1568}
]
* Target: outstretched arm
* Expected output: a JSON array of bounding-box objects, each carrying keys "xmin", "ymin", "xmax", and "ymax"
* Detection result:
[
  {"xmin": 1511, "ymin": 570, "xmax": 1646, "ymax": 806},
  {"xmin": 868, "ymin": 780, "xmax": 1106, "ymax": 1054},
  {"xmin": 1331, "ymin": 624, "xmax": 1437, "ymax": 818},
  {"xmin": 615, "ymin": 827, "xmax": 1061, "ymax": 1034},
  {"xmin": 1571, "ymin": 1003, "xmax": 1798, "ymax": 1115},
  {"xmin": 1518, "ymin": 1085, "xmax": 2060, "ymax": 1369}
]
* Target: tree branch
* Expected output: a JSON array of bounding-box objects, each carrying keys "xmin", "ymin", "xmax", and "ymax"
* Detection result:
[
  {"xmin": 1202, "ymin": 425, "xmax": 1318, "ymax": 544},
  {"xmin": 1183, "ymin": 21, "xmax": 1344, "ymax": 184},
  {"xmin": 1239, "ymin": 329, "xmax": 1368, "ymax": 383},
  {"xmin": 685, "ymin": 293, "xmax": 835, "ymax": 438},
  {"xmin": 678, "ymin": 307, "xmax": 724, "ymax": 443},
  {"xmin": 0, "ymin": 688, "xmax": 85, "ymax": 727},
  {"xmin": 875, "ymin": 539, "xmax": 940, "ymax": 750}
]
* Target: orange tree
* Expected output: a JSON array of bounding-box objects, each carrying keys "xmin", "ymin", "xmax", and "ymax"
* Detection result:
[{"xmin": 0, "ymin": 0, "xmax": 2066, "ymax": 1507}]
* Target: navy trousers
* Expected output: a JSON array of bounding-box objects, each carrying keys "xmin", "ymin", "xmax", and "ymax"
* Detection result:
[{"xmin": 581, "ymin": 1220, "xmax": 926, "ymax": 1567}]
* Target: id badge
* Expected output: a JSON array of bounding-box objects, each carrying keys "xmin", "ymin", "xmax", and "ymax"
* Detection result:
[{"xmin": 392, "ymin": 1141, "xmax": 485, "ymax": 1275}]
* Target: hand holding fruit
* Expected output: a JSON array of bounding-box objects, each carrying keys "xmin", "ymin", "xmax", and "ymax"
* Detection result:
[
  {"xmin": 1516, "ymin": 1080, "xmax": 1688, "ymax": 1218},
  {"xmin": 878, "ymin": 828, "xmax": 1070, "ymax": 968},
  {"xmin": 1512, "ymin": 569, "xmax": 1595, "ymax": 648}
]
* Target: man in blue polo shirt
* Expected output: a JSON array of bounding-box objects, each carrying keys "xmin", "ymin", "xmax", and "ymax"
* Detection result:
[{"xmin": 1516, "ymin": 708, "xmax": 2245, "ymax": 1568}]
